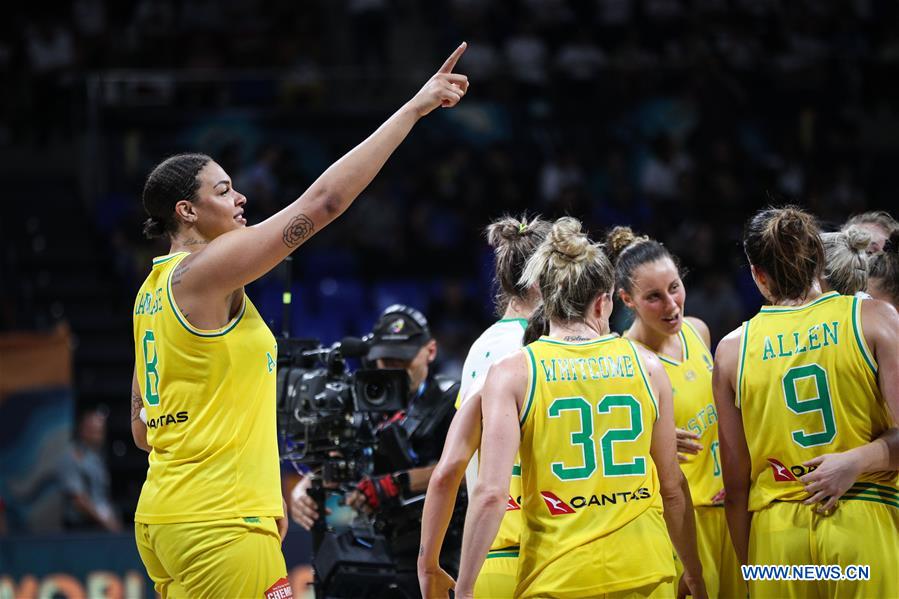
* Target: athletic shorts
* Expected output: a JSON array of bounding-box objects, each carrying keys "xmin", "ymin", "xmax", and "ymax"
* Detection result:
[
  {"xmin": 135, "ymin": 516, "xmax": 290, "ymax": 599},
  {"xmin": 474, "ymin": 548, "xmax": 518, "ymax": 598},
  {"xmin": 749, "ymin": 496, "xmax": 899, "ymax": 599},
  {"xmin": 673, "ymin": 505, "xmax": 745, "ymax": 598}
]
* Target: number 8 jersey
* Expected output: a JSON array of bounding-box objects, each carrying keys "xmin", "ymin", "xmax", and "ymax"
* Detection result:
[
  {"xmin": 737, "ymin": 292, "xmax": 898, "ymax": 512},
  {"xmin": 517, "ymin": 334, "xmax": 673, "ymax": 597},
  {"xmin": 132, "ymin": 252, "xmax": 282, "ymax": 524}
]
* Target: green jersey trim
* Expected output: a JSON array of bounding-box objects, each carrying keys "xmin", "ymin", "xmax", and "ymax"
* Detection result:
[
  {"xmin": 165, "ymin": 258, "xmax": 247, "ymax": 338},
  {"xmin": 735, "ymin": 321, "xmax": 750, "ymax": 409},
  {"xmin": 758, "ymin": 292, "xmax": 839, "ymax": 313},
  {"xmin": 152, "ymin": 252, "xmax": 189, "ymax": 266},
  {"xmin": 851, "ymin": 296, "xmax": 878, "ymax": 376},
  {"xmin": 627, "ymin": 339, "xmax": 659, "ymax": 422},
  {"xmin": 486, "ymin": 548, "xmax": 520, "ymax": 559},
  {"xmin": 520, "ymin": 347, "xmax": 537, "ymax": 426},
  {"xmin": 498, "ymin": 318, "xmax": 528, "ymax": 330}
]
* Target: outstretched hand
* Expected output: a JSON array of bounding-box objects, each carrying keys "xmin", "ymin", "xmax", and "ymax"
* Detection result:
[{"xmin": 408, "ymin": 42, "xmax": 469, "ymax": 117}]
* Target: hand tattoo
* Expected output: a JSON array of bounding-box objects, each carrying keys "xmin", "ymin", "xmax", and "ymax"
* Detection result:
[{"xmin": 282, "ymin": 214, "xmax": 315, "ymax": 248}]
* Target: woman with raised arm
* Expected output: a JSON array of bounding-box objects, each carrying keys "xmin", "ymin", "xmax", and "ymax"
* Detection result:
[
  {"xmin": 455, "ymin": 217, "xmax": 706, "ymax": 599},
  {"xmin": 129, "ymin": 43, "xmax": 469, "ymax": 599},
  {"xmin": 713, "ymin": 206, "xmax": 899, "ymax": 599},
  {"xmin": 607, "ymin": 226, "xmax": 743, "ymax": 598},
  {"xmin": 418, "ymin": 214, "xmax": 550, "ymax": 599}
]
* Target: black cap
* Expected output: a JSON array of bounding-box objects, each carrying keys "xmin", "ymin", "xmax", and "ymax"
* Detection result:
[{"xmin": 368, "ymin": 304, "xmax": 432, "ymax": 361}]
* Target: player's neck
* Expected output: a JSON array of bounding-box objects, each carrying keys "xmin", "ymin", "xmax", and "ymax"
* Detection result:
[
  {"xmin": 627, "ymin": 318, "xmax": 678, "ymax": 357},
  {"xmin": 772, "ymin": 282, "xmax": 824, "ymax": 307},
  {"xmin": 170, "ymin": 234, "xmax": 210, "ymax": 254},
  {"xmin": 504, "ymin": 296, "xmax": 537, "ymax": 321},
  {"xmin": 549, "ymin": 319, "xmax": 608, "ymax": 343}
]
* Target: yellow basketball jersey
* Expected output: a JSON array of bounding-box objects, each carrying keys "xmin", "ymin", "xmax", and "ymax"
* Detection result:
[
  {"xmin": 517, "ymin": 335, "xmax": 665, "ymax": 597},
  {"xmin": 737, "ymin": 292, "xmax": 898, "ymax": 511},
  {"xmin": 132, "ymin": 252, "xmax": 282, "ymax": 523},
  {"xmin": 643, "ymin": 320, "xmax": 721, "ymax": 507}
]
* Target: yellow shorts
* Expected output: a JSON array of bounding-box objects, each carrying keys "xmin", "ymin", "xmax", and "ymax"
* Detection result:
[
  {"xmin": 135, "ymin": 517, "xmax": 289, "ymax": 599},
  {"xmin": 749, "ymin": 497, "xmax": 899, "ymax": 599},
  {"xmin": 474, "ymin": 548, "xmax": 518, "ymax": 599},
  {"xmin": 600, "ymin": 580, "xmax": 673, "ymax": 599},
  {"xmin": 673, "ymin": 506, "xmax": 745, "ymax": 598}
]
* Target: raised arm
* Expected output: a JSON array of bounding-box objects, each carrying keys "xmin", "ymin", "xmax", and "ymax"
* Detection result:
[
  {"xmin": 131, "ymin": 369, "xmax": 150, "ymax": 453},
  {"xmin": 184, "ymin": 43, "xmax": 469, "ymax": 295},
  {"xmin": 418, "ymin": 393, "xmax": 484, "ymax": 598},
  {"xmin": 641, "ymin": 348, "xmax": 706, "ymax": 599},
  {"xmin": 713, "ymin": 327, "xmax": 752, "ymax": 565},
  {"xmin": 455, "ymin": 355, "xmax": 526, "ymax": 599}
]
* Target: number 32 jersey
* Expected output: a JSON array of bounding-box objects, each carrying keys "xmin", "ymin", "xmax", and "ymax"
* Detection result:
[
  {"xmin": 737, "ymin": 292, "xmax": 898, "ymax": 512},
  {"xmin": 517, "ymin": 335, "xmax": 665, "ymax": 595},
  {"xmin": 132, "ymin": 252, "xmax": 282, "ymax": 524}
]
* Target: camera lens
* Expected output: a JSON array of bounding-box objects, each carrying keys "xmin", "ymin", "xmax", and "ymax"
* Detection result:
[{"xmin": 365, "ymin": 382, "xmax": 386, "ymax": 405}]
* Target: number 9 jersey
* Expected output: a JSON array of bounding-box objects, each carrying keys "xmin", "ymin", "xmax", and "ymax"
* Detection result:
[
  {"xmin": 132, "ymin": 252, "xmax": 283, "ymax": 524},
  {"xmin": 516, "ymin": 334, "xmax": 675, "ymax": 598},
  {"xmin": 737, "ymin": 292, "xmax": 898, "ymax": 511}
]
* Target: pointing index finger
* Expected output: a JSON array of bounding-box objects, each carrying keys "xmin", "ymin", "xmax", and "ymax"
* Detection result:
[{"xmin": 438, "ymin": 42, "xmax": 467, "ymax": 74}]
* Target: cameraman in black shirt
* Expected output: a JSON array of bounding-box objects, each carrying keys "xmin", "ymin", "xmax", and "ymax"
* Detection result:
[{"xmin": 290, "ymin": 304, "xmax": 462, "ymax": 598}]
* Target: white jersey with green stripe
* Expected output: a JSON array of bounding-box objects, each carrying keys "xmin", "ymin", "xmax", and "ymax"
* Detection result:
[
  {"xmin": 737, "ymin": 292, "xmax": 898, "ymax": 511},
  {"xmin": 516, "ymin": 334, "xmax": 663, "ymax": 595},
  {"xmin": 458, "ymin": 317, "xmax": 527, "ymax": 552},
  {"xmin": 132, "ymin": 252, "xmax": 282, "ymax": 523}
]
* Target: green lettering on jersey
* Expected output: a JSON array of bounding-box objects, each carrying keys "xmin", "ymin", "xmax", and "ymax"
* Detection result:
[
  {"xmin": 776, "ymin": 334, "xmax": 793, "ymax": 358},
  {"xmin": 822, "ymin": 321, "xmax": 838, "ymax": 347},
  {"xmin": 540, "ymin": 359, "xmax": 556, "ymax": 382},
  {"xmin": 762, "ymin": 337, "xmax": 776, "ymax": 360},
  {"xmin": 808, "ymin": 325, "xmax": 822, "ymax": 350}
]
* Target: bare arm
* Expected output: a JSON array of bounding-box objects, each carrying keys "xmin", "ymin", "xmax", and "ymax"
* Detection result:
[
  {"xmin": 713, "ymin": 327, "xmax": 752, "ymax": 565},
  {"xmin": 640, "ymin": 348, "xmax": 706, "ymax": 599},
  {"xmin": 418, "ymin": 395, "xmax": 483, "ymax": 597},
  {"xmin": 131, "ymin": 369, "xmax": 150, "ymax": 453},
  {"xmin": 182, "ymin": 44, "xmax": 469, "ymax": 296},
  {"xmin": 455, "ymin": 356, "xmax": 526, "ymax": 598}
]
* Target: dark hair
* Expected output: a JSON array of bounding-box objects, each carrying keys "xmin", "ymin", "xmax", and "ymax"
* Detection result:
[
  {"xmin": 743, "ymin": 206, "xmax": 824, "ymax": 302},
  {"xmin": 605, "ymin": 226, "xmax": 678, "ymax": 295},
  {"xmin": 485, "ymin": 214, "xmax": 552, "ymax": 315},
  {"xmin": 523, "ymin": 304, "xmax": 548, "ymax": 344},
  {"xmin": 141, "ymin": 153, "xmax": 213, "ymax": 239},
  {"xmin": 868, "ymin": 230, "xmax": 899, "ymax": 306}
]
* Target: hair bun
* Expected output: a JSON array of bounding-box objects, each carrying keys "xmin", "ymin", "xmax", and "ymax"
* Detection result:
[
  {"xmin": 549, "ymin": 217, "xmax": 592, "ymax": 263},
  {"xmin": 842, "ymin": 225, "xmax": 873, "ymax": 253},
  {"xmin": 487, "ymin": 215, "xmax": 530, "ymax": 248},
  {"xmin": 605, "ymin": 226, "xmax": 652, "ymax": 263}
]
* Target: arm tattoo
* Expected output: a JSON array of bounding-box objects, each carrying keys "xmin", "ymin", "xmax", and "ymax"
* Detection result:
[
  {"xmin": 282, "ymin": 214, "xmax": 315, "ymax": 248},
  {"xmin": 171, "ymin": 264, "xmax": 190, "ymax": 286},
  {"xmin": 131, "ymin": 390, "xmax": 143, "ymax": 423}
]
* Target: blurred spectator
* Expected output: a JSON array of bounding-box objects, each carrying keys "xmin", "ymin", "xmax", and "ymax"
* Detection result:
[{"xmin": 57, "ymin": 409, "xmax": 122, "ymax": 532}]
